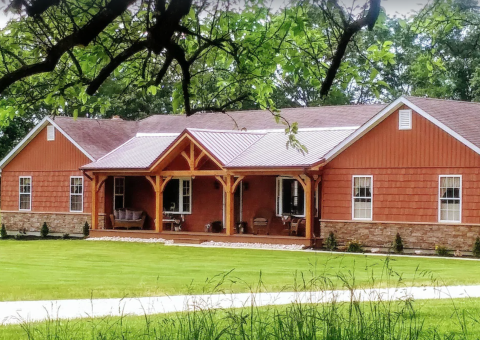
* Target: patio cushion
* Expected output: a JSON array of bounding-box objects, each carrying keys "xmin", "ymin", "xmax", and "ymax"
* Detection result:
[
  {"xmin": 125, "ymin": 210, "xmax": 134, "ymax": 220},
  {"xmin": 118, "ymin": 210, "xmax": 126, "ymax": 220},
  {"xmin": 114, "ymin": 210, "xmax": 120, "ymax": 219},
  {"xmin": 132, "ymin": 210, "xmax": 142, "ymax": 220}
]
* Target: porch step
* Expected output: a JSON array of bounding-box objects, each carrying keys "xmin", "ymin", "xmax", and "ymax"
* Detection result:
[{"xmin": 172, "ymin": 238, "xmax": 203, "ymax": 244}]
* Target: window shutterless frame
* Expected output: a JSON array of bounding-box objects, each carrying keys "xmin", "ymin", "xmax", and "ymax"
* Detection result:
[
  {"xmin": 19, "ymin": 176, "xmax": 32, "ymax": 211},
  {"xmin": 438, "ymin": 175, "xmax": 462, "ymax": 223},
  {"xmin": 275, "ymin": 176, "xmax": 306, "ymax": 217},
  {"xmin": 164, "ymin": 177, "xmax": 192, "ymax": 214},
  {"xmin": 69, "ymin": 176, "xmax": 84, "ymax": 212},
  {"xmin": 113, "ymin": 177, "xmax": 125, "ymax": 210},
  {"xmin": 352, "ymin": 175, "xmax": 373, "ymax": 221}
]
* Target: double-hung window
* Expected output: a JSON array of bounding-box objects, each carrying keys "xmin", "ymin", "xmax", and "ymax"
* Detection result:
[
  {"xmin": 164, "ymin": 178, "xmax": 192, "ymax": 214},
  {"xmin": 70, "ymin": 177, "xmax": 84, "ymax": 212},
  {"xmin": 352, "ymin": 176, "xmax": 373, "ymax": 220},
  {"xmin": 439, "ymin": 175, "xmax": 461, "ymax": 223},
  {"xmin": 19, "ymin": 176, "xmax": 32, "ymax": 211},
  {"xmin": 276, "ymin": 177, "xmax": 305, "ymax": 217},
  {"xmin": 114, "ymin": 177, "xmax": 125, "ymax": 210}
]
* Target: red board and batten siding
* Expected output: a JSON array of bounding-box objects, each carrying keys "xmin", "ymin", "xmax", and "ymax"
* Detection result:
[
  {"xmin": 321, "ymin": 106, "xmax": 480, "ymax": 224},
  {"xmin": 0, "ymin": 125, "xmax": 104, "ymax": 213}
]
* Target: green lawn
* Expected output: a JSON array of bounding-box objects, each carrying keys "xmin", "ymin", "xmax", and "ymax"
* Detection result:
[
  {"xmin": 1, "ymin": 298, "xmax": 480, "ymax": 339},
  {"xmin": 1, "ymin": 240, "xmax": 480, "ymax": 301}
]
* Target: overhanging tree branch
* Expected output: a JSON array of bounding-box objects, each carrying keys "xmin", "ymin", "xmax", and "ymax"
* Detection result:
[
  {"xmin": 86, "ymin": 40, "xmax": 148, "ymax": 95},
  {"xmin": 0, "ymin": 0, "xmax": 136, "ymax": 94},
  {"xmin": 190, "ymin": 93, "xmax": 250, "ymax": 114},
  {"xmin": 320, "ymin": 0, "xmax": 381, "ymax": 97}
]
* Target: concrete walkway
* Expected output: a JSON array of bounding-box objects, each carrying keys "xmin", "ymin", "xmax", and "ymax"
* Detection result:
[{"xmin": 1, "ymin": 285, "xmax": 480, "ymax": 325}]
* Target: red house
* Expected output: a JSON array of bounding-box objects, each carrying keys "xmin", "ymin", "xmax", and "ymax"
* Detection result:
[{"xmin": 1, "ymin": 96, "xmax": 480, "ymax": 251}]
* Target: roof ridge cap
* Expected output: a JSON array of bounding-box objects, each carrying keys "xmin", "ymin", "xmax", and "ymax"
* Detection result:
[{"xmin": 406, "ymin": 96, "xmax": 480, "ymax": 106}]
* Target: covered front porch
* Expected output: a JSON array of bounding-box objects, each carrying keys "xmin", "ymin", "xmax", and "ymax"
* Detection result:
[
  {"xmin": 89, "ymin": 171, "xmax": 320, "ymax": 244},
  {"xmin": 83, "ymin": 128, "xmax": 327, "ymax": 246}
]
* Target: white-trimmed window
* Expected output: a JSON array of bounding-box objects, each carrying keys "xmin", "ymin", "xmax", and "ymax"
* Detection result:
[
  {"xmin": 439, "ymin": 175, "xmax": 462, "ymax": 223},
  {"xmin": 276, "ymin": 177, "xmax": 305, "ymax": 217},
  {"xmin": 19, "ymin": 176, "xmax": 32, "ymax": 211},
  {"xmin": 114, "ymin": 177, "xmax": 125, "ymax": 210},
  {"xmin": 164, "ymin": 178, "xmax": 192, "ymax": 214},
  {"xmin": 47, "ymin": 125, "xmax": 55, "ymax": 141},
  {"xmin": 352, "ymin": 176, "xmax": 373, "ymax": 220},
  {"xmin": 70, "ymin": 177, "xmax": 84, "ymax": 212}
]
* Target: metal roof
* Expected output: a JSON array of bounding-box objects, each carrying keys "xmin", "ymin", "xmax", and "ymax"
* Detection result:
[
  {"xmin": 188, "ymin": 129, "xmax": 264, "ymax": 165},
  {"xmin": 225, "ymin": 128, "xmax": 357, "ymax": 168},
  {"xmin": 82, "ymin": 134, "xmax": 178, "ymax": 169},
  {"xmin": 82, "ymin": 127, "xmax": 357, "ymax": 170}
]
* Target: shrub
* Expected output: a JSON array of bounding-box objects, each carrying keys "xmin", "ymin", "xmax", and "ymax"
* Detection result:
[
  {"xmin": 346, "ymin": 239, "xmax": 363, "ymax": 253},
  {"xmin": 0, "ymin": 224, "xmax": 7, "ymax": 239},
  {"xmin": 392, "ymin": 233, "xmax": 404, "ymax": 253},
  {"xmin": 473, "ymin": 237, "xmax": 480, "ymax": 258},
  {"xmin": 62, "ymin": 233, "xmax": 70, "ymax": 239},
  {"xmin": 14, "ymin": 233, "xmax": 23, "ymax": 240},
  {"xmin": 40, "ymin": 222, "xmax": 49, "ymax": 238},
  {"xmin": 435, "ymin": 244, "xmax": 450, "ymax": 257},
  {"xmin": 82, "ymin": 222, "xmax": 90, "ymax": 237},
  {"xmin": 325, "ymin": 231, "xmax": 338, "ymax": 250}
]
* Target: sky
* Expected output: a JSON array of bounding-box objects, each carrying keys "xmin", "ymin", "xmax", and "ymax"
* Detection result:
[{"xmin": 0, "ymin": 0, "xmax": 428, "ymax": 29}]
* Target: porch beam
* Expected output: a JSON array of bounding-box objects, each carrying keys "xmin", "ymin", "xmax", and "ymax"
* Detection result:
[
  {"xmin": 232, "ymin": 176, "xmax": 245, "ymax": 193},
  {"xmin": 161, "ymin": 170, "xmax": 227, "ymax": 177},
  {"xmin": 180, "ymin": 151, "xmax": 192, "ymax": 169},
  {"xmin": 145, "ymin": 176, "xmax": 156, "ymax": 190},
  {"xmin": 214, "ymin": 175, "xmax": 227, "ymax": 189},
  {"xmin": 91, "ymin": 174, "xmax": 99, "ymax": 230},
  {"xmin": 194, "ymin": 151, "xmax": 206, "ymax": 169},
  {"xmin": 161, "ymin": 176, "xmax": 172, "ymax": 192},
  {"xmin": 229, "ymin": 170, "xmax": 305, "ymax": 176},
  {"xmin": 155, "ymin": 175, "xmax": 164, "ymax": 232},
  {"xmin": 304, "ymin": 176, "xmax": 314, "ymax": 241},
  {"xmin": 96, "ymin": 175, "xmax": 108, "ymax": 192},
  {"xmin": 293, "ymin": 175, "xmax": 307, "ymax": 190},
  {"xmin": 225, "ymin": 174, "xmax": 235, "ymax": 236}
]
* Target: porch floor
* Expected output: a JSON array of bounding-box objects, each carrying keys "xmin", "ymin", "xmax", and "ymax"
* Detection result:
[{"xmin": 89, "ymin": 229, "xmax": 313, "ymax": 246}]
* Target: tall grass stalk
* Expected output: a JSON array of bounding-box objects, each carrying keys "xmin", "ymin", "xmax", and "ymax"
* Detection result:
[{"xmin": 15, "ymin": 258, "xmax": 478, "ymax": 340}]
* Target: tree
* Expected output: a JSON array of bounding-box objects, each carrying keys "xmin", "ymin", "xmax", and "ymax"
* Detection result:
[{"xmin": 0, "ymin": 0, "xmax": 382, "ymax": 125}]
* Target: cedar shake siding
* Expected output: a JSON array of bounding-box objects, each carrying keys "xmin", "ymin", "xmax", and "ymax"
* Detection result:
[
  {"xmin": 321, "ymin": 106, "xmax": 480, "ymax": 250},
  {"xmin": 0, "ymin": 125, "xmax": 105, "ymax": 233}
]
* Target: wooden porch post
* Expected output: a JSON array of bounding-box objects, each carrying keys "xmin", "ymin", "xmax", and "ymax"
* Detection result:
[
  {"xmin": 304, "ymin": 176, "xmax": 314, "ymax": 240},
  {"xmin": 91, "ymin": 174, "xmax": 98, "ymax": 230},
  {"xmin": 155, "ymin": 175, "xmax": 164, "ymax": 233},
  {"xmin": 225, "ymin": 175, "xmax": 235, "ymax": 236}
]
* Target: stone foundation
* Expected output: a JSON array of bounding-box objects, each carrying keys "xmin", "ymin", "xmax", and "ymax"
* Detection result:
[
  {"xmin": 320, "ymin": 220, "xmax": 480, "ymax": 251},
  {"xmin": 0, "ymin": 212, "xmax": 105, "ymax": 234}
]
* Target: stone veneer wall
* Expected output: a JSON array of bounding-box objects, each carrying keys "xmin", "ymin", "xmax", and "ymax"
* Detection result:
[
  {"xmin": 0, "ymin": 212, "xmax": 105, "ymax": 234},
  {"xmin": 320, "ymin": 220, "xmax": 480, "ymax": 251}
]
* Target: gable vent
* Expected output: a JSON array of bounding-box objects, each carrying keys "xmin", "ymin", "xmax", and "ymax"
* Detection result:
[
  {"xmin": 399, "ymin": 109, "xmax": 412, "ymax": 130},
  {"xmin": 47, "ymin": 125, "xmax": 55, "ymax": 141}
]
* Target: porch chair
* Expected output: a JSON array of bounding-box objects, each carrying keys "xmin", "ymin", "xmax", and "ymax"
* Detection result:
[
  {"xmin": 251, "ymin": 208, "xmax": 273, "ymax": 235},
  {"xmin": 290, "ymin": 218, "xmax": 306, "ymax": 237}
]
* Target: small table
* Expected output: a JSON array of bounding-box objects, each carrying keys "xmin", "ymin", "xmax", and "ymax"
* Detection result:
[{"xmin": 163, "ymin": 219, "xmax": 176, "ymax": 231}]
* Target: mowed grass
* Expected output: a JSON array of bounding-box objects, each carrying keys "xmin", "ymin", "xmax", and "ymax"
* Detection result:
[
  {"xmin": 1, "ymin": 298, "xmax": 480, "ymax": 339},
  {"xmin": 1, "ymin": 240, "xmax": 480, "ymax": 301}
]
